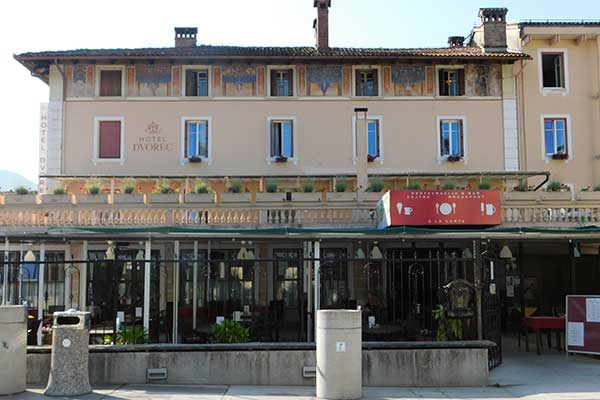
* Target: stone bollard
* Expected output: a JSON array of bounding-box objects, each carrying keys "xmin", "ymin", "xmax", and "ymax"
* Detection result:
[
  {"xmin": 0, "ymin": 305, "xmax": 27, "ymax": 395},
  {"xmin": 44, "ymin": 309, "xmax": 92, "ymax": 397},
  {"xmin": 316, "ymin": 310, "xmax": 362, "ymax": 400}
]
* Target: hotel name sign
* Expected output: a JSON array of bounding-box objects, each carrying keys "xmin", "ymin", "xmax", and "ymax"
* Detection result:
[{"xmin": 132, "ymin": 121, "xmax": 175, "ymax": 152}]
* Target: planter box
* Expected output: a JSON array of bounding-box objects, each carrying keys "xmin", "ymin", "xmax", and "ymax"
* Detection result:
[
  {"xmin": 113, "ymin": 194, "xmax": 145, "ymax": 204},
  {"xmin": 540, "ymin": 191, "xmax": 573, "ymax": 201},
  {"xmin": 39, "ymin": 194, "xmax": 73, "ymax": 205},
  {"xmin": 292, "ymin": 192, "xmax": 323, "ymax": 202},
  {"xmin": 358, "ymin": 192, "xmax": 384, "ymax": 202},
  {"xmin": 503, "ymin": 192, "xmax": 540, "ymax": 201},
  {"xmin": 326, "ymin": 192, "xmax": 357, "ymax": 202},
  {"xmin": 220, "ymin": 193, "xmax": 252, "ymax": 203},
  {"xmin": 184, "ymin": 193, "xmax": 215, "ymax": 204},
  {"xmin": 256, "ymin": 193, "xmax": 288, "ymax": 202},
  {"xmin": 76, "ymin": 194, "xmax": 108, "ymax": 204},
  {"xmin": 3, "ymin": 194, "xmax": 37, "ymax": 205},
  {"xmin": 149, "ymin": 194, "xmax": 181, "ymax": 204},
  {"xmin": 576, "ymin": 192, "xmax": 600, "ymax": 201}
]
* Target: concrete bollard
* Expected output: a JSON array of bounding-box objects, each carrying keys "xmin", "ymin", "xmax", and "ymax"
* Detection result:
[
  {"xmin": 44, "ymin": 309, "xmax": 92, "ymax": 397},
  {"xmin": 0, "ymin": 305, "xmax": 27, "ymax": 395},
  {"xmin": 316, "ymin": 310, "xmax": 362, "ymax": 400}
]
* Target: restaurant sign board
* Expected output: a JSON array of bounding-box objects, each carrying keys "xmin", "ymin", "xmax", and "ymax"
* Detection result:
[{"xmin": 376, "ymin": 190, "xmax": 502, "ymax": 228}]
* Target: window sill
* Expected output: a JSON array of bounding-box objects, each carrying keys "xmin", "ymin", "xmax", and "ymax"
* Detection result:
[
  {"xmin": 93, "ymin": 158, "xmax": 125, "ymax": 165},
  {"xmin": 266, "ymin": 158, "xmax": 298, "ymax": 165},
  {"xmin": 540, "ymin": 88, "xmax": 568, "ymax": 96},
  {"xmin": 181, "ymin": 158, "xmax": 212, "ymax": 166}
]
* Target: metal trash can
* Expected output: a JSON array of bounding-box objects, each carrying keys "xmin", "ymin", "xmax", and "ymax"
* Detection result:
[
  {"xmin": 0, "ymin": 305, "xmax": 27, "ymax": 395},
  {"xmin": 316, "ymin": 310, "xmax": 362, "ymax": 400},
  {"xmin": 44, "ymin": 309, "xmax": 92, "ymax": 397}
]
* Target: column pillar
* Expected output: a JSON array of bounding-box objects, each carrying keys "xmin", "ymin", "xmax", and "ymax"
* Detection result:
[{"xmin": 64, "ymin": 243, "xmax": 72, "ymax": 309}]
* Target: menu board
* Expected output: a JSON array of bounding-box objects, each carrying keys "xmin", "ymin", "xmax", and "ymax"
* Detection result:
[{"xmin": 566, "ymin": 295, "xmax": 600, "ymax": 355}]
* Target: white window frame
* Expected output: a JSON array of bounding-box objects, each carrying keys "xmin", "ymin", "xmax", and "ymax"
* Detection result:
[
  {"xmin": 352, "ymin": 115, "xmax": 384, "ymax": 165},
  {"xmin": 95, "ymin": 65, "xmax": 126, "ymax": 97},
  {"xmin": 181, "ymin": 65, "xmax": 212, "ymax": 97},
  {"xmin": 93, "ymin": 116, "xmax": 125, "ymax": 164},
  {"xmin": 540, "ymin": 114, "xmax": 573, "ymax": 162},
  {"xmin": 181, "ymin": 116, "xmax": 213, "ymax": 165},
  {"xmin": 266, "ymin": 116, "xmax": 298, "ymax": 164},
  {"xmin": 538, "ymin": 49, "xmax": 569, "ymax": 96},
  {"xmin": 351, "ymin": 65, "xmax": 382, "ymax": 98},
  {"xmin": 435, "ymin": 65, "xmax": 465, "ymax": 97},
  {"xmin": 436, "ymin": 116, "xmax": 468, "ymax": 162},
  {"xmin": 266, "ymin": 65, "xmax": 297, "ymax": 98}
]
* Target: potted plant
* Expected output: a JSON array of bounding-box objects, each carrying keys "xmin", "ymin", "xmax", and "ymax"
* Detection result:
[
  {"xmin": 39, "ymin": 187, "xmax": 73, "ymax": 204},
  {"xmin": 405, "ymin": 183, "xmax": 422, "ymax": 190},
  {"xmin": 149, "ymin": 182, "xmax": 180, "ymax": 204},
  {"xmin": 113, "ymin": 180, "xmax": 144, "ymax": 204},
  {"xmin": 577, "ymin": 185, "xmax": 600, "ymax": 201},
  {"xmin": 210, "ymin": 320, "xmax": 249, "ymax": 344},
  {"xmin": 221, "ymin": 181, "xmax": 251, "ymax": 203},
  {"xmin": 185, "ymin": 182, "xmax": 215, "ymax": 203},
  {"xmin": 293, "ymin": 182, "xmax": 322, "ymax": 202},
  {"xmin": 441, "ymin": 182, "xmax": 457, "ymax": 190},
  {"xmin": 541, "ymin": 181, "xmax": 572, "ymax": 201},
  {"xmin": 327, "ymin": 180, "xmax": 356, "ymax": 202},
  {"xmin": 551, "ymin": 153, "xmax": 569, "ymax": 160},
  {"xmin": 3, "ymin": 186, "xmax": 37, "ymax": 205},
  {"xmin": 188, "ymin": 156, "xmax": 203, "ymax": 163},
  {"xmin": 274, "ymin": 155, "xmax": 288, "ymax": 163},
  {"xmin": 367, "ymin": 154, "xmax": 378, "ymax": 163},
  {"xmin": 77, "ymin": 183, "xmax": 107, "ymax": 204},
  {"xmin": 446, "ymin": 155, "xmax": 463, "ymax": 162},
  {"xmin": 359, "ymin": 180, "xmax": 386, "ymax": 202},
  {"xmin": 478, "ymin": 182, "xmax": 491, "ymax": 190},
  {"xmin": 503, "ymin": 183, "xmax": 539, "ymax": 201},
  {"xmin": 256, "ymin": 182, "xmax": 287, "ymax": 202},
  {"xmin": 41, "ymin": 321, "xmax": 53, "ymax": 345}
]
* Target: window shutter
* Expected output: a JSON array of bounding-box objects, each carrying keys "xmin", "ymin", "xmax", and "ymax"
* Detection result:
[
  {"xmin": 270, "ymin": 70, "xmax": 278, "ymax": 96},
  {"xmin": 376, "ymin": 121, "xmax": 380, "ymax": 157},
  {"xmin": 287, "ymin": 69, "xmax": 294, "ymax": 96},
  {"xmin": 355, "ymin": 70, "xmax": 361, "ymax": 96},
  {"xmin": 438, "ymin": 70, "xmax": 447, "ymax": 96},
  {"xmin": 186, "ymin": 70, "xmax": 197, "ymax": 96},
  {"xmin": 459, "ymin": 121, "xmax": 465, "ymax": 156},
  {"xmin": 439, "ymin": 120, "xmax": 445, "ymax": 156},
  {"xmin": 98, "ymin": 121, "xmax": 121, "ymax": 159},
  {"xmin": 372, "ymin": 70, "xmax": 379, "ymax": 96},
  {"xmin": 99, "ymin": 70, "xmax": 122, "ymax": 96},
  {"xmin": 458, "ymin": 69, "xmax": 465, "ymax": 96}
]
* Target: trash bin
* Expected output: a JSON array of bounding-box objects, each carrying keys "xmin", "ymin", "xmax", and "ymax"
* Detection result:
[
  {"xmin": 44, "ymin": 309, "xmax": 92, "ymax": 397},
  {"xmin": 0, "ymin": 305, "xmax": 27, "ymax": 395},
  {"xmin": 316, "ymin": 310, "xmax": 361, "ymax": 400}
]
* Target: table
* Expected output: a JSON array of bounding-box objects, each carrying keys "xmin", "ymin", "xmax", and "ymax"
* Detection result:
[
  {"xmin": 523, "ymin": 316, "xmax": 565, "ymax": 355},
  {"xmin": 363, "ymin": 324, "xmax": 404, "ymax": 341}
]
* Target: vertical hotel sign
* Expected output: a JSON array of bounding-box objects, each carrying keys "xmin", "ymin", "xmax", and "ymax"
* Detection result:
[{"xmin": 38, "ymin": 103, "xmax": 49, "ymax": 193}]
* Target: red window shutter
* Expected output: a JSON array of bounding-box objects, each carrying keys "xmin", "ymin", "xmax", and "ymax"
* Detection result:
[
  {"xmin": 271, "ymin": 70, "xmax": 278, "ymax": 96},
  {"xmin": 99, "ymin": 70, "xmax": 122, "ymax": 96},
  {"xmin": 438, "ymin": 70, "xmax": 448, "ymax": 96},
  {"xmin": 458, "ymin": 69, "xmax": 465, "ymax": 96},
  {"xmin": 287, "ymin": 69, "xmax": 294, "ymax": 96},
  {"xmin": 98, "ymin": 121, "xmax": 121, "ymax": 159},
  {"xmin": 355, "ymin": 70, "xmax": 361, "ymax": 96},
  {"xmin": 185, "ymin": 70, "xmax": 197, "ymax": 96}
]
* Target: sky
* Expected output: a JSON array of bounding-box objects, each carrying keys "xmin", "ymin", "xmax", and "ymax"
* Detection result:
[{"xmin": 1, "ymin": 0, "xmax": 599, "ymax": 183}]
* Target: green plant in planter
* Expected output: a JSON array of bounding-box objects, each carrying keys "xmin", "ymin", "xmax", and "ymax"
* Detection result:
[
  {"xmin": 123, "ymin": 185, "xmax": 135, "ymax": 194},
  {"xmin": 230, "ymin": 181, "xmax": 242, "ymax": 193},
  {"xmin": 441, "ymin": 182, "xmax": 456, "ymax": 190},
  {"xmin": 87, "ymin": 185, "xmax": 100, "ymax": 195},
  {"xmin": 334, "ymin": 181, "xmax": 347, "ymax": 193},
  {"xmin": 594, "ymin": 185, "xmax": 600, "ymax": 192},
  {"xmin": 53, "ymin": 187, "xmax": 66, "ymax": 195},
  {"xmin": 266, "ymin": 182, "xmax": 278, "ymax": 193},
  {"xmin": 195, "ymin": 182, "xmax": 210, "ymax": 194},
  {"xmin": 433, "ymin": 304, "xmax": 463, "ymax": 342},
  {"xmin": 367, "ymin": 181, "xmax": 385, "ymax": 192},
  {"xmin": 406, "ymin": 183, "xmax": 421, "ymax": 190},
  {"xmin": 546, "ymin": 181, "xmax": 562, "ymax": 192},
  {"xmin": 114, "ymin": 325, "xmax": 149, "ymax": 345},
  {"xmin": 15, "ymin": 186, "xmax": 29, "ymax": 195},
  {"xmin": 303, "ymin": 183, "xmax": 314, "ymax": 193},
  {"xmin": 211, "ymin": 320, "xmax": 250, "ymax": 343},
  {"xmin": 478, "ymin": 182, "xmax": 491, "ymax": 190}
]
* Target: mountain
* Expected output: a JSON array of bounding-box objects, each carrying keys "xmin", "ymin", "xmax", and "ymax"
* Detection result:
[{"xmin": 0, "ymin": 170, "xmax": 36, "ymax": 192}]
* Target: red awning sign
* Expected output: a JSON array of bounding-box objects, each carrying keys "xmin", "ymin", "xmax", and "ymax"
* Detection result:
[{"xmin": 377, "ymin": 190, "xmax": 502, "ymax": 228}]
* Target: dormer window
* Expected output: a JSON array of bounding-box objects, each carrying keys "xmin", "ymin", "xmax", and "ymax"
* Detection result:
[
  {"xmin": 185, "ymin": 69, "xmax": 209, "ymax": 96},
  {"xmin": 438, "ymin": 68, "xmax": 465, "ymax": 96},
  {"xmin": 270, "ymin": 69, "xmax": 294, "ymax": 96},
  {"xmin": 355, "ymin": 69, "xmax": 378, "ymax": 96},
  {"xmin": 98, "ymin": 69, "xmax": 123, "ymax": 97}
]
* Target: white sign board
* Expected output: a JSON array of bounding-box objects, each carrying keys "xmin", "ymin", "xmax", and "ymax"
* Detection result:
[
  {"xmin": 38, "ymin": 103, "xmax": 48, "ymax": 193},
  {"xmin": 586, "ymin": 298, "xmax": 600, "ymax": 323},
  {"xmin": 335, "ymin": 341, "xmax": 346, "ymax": 353},
  {"xmin": 567, "ymin": 322, "xmax": 584, "ymax": 347}
]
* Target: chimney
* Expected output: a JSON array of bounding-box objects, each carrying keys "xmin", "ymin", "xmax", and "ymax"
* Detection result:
[
  {"xmin": 448, "ymin": 36, "xmax": 465, "ymax": 48},
  {"xmin": 478, "ymin": 8, "xmax": 508, "ymax": 52},
  {"xmin": 174, "ymin": 27, "xmax": 198, "ymax": 48},
  {"xmin": 314, "ymin": 0, "xmax": 331, "ymax": 50}
]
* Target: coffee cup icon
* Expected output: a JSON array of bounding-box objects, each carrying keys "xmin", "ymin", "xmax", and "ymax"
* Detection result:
[
  {"xmin": 485, "ymin": 204, "xmax": 496, "ymax": 215},
  {"xmin": 404, "ymin": 207, "xmax": 413, "ymax": 216}
]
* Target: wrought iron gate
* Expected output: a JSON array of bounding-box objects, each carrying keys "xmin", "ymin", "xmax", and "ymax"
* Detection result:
[{"xmin": 481, "ymin": 255, "xmax": 503, "ymax": 369}]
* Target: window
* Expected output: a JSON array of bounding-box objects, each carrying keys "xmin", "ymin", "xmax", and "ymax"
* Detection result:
[
  {"xmin": 544, "ymin": 118, "xmax": 568, "ymax": 157},
  {"xmin": 185, "ymin": 120, "xmax": 209, "ymax": 159},
  {"xmin": 99, "ymin": 69, "xmax": 123, "ymax": 96},
  {"xmin": 270, "ymin": 120, "xmax": 294, "ymax": 159},
  {"xmin": 353, "ymin": 117, "xmax": 383, "ymax": 162},
  {"xmin": 438, "ymin": 68, "xmax": 465, "ymax": 96},
  {"xmin": 355, "ymin": 69, "xmax": 379, "ymax": 96},
  {"xmin": 541, "ymin": 53, "xmax": 565, "ymax": 89},
  {"xmin": 270, "ymin": 69, "xmax": 294, "ymax": 96},
  {"xmin": 185, "ymin": 69, "xmax": 209, "ymax": 96},
  {"xmin": 439, "ymin": 119, "xmax": 464, "ymax": 159},
  {"xmin": 94, "ymin": 118, "xmax": 124, "ymax": 162}
]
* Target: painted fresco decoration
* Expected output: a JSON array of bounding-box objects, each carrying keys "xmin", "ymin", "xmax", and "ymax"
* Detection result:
[
  {"xmin": 136, "ymin": 64, "xmax": 172, "ymax": 96},
  {"xmin": 222, "ymin": 64, "xmax": 257, "ymax": 87},
  {"xmin": 391, "ymin": 66, "xmax": 425, "ymax": 85},
  {"xmin": 473, "ymin": 65, "xmax": 490, "ymax": 96},
  {"xmin": 307, "ymin": 65, "xmax": 342, "ymax": 94},
  {"xmin": 466, "ymin": 64, "xmax": 501, "ymax": 97},
  {"xmin": 71, "ymin": 64, "xmax": 87, "ymax": 97}
]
